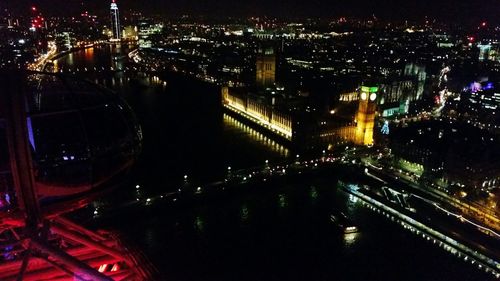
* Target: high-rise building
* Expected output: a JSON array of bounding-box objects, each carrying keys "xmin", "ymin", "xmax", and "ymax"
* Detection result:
[
  {"xmin": 29, "ymin": 6, "xmax": 48, "ymax": 54},
  {"xmin": 138, "ymin": 19, "xmax": 163, "ymax": 48},
  {"xmin": 478, "ymin": 43, "xmax": 500, "ymax": 62},
  {"xmin": 256, "ymin": 47, "xmax": 276, "ymax": 89},
  {"xmin": 355, "ymin": 86, "xmax": 377, "ymax": 146},
  {"xmin": 110, "ymin": 0, "xmax": 121, "ymax": 41},
  {"xmin": 404, "ymin": 63, "xmax": 427, "ymax": 100}
]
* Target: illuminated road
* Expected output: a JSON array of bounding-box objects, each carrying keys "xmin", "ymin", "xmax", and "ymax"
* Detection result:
[
  {"xmin": 361, "ymin": 164, "xmax": 500, "ymax": 242},
  {"xmin": 363, "ymin": 162, "xmax": 500, "ymax": 234},
  {"xmin": 27, "ymin": 41, "xmax": 57, "ymax": 71}
]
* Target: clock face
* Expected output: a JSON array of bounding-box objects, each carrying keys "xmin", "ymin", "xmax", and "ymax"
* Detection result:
[
  {"xmin": 361, "ymin": 92, "xmax": 368, "ymax": 100},
  {"xmin": 370, "ymin": 93, "xmax": 377, "ymax": 101}
]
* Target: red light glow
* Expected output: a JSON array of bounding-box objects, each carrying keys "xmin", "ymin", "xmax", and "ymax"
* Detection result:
[{"xmin": 98, "ymin": 264, "xmax": 108, "ymax": 272}]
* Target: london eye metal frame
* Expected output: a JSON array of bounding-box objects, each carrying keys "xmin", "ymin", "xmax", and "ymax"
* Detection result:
[{"xmin": 0, "ymin": 71, "xmax": 155, "ymax": 281}]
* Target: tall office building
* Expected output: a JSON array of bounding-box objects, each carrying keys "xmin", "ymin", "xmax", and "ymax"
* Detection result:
[
  {"xmin": 256, "ymin": 47, "xmax": 276, "ymax": 89},
  {"xmin": 110, "ymin": 0, "xmax": 121, "ymax": 41},
  {"xmin": 355, "ymin": 86, "xmax": 377, "ymax": 146}
]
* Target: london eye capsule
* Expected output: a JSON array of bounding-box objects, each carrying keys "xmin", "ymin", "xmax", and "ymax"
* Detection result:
[{"xmin": 0, "ymin": 72, "xmax": 142, "ymax": 218}]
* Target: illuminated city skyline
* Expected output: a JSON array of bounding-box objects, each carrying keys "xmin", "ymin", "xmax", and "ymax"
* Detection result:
[
  {"xmin": 0, "ymin": 0, "xmax": 499, "ymax": 280},
  {"xmin": 0, "ymin": 0, "xmax": 498, "ymax": 24}
]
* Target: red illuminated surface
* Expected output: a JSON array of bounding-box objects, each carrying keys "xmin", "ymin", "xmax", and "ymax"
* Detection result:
[
  {"xmin": 0, "ymin": 72, "xmax": 146, "ymax": 280},
  {"xmin": 0, "ymin": 217, "xmax": 156, "ymax": 280}
]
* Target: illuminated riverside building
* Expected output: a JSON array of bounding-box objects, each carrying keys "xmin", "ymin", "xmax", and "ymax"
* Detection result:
[
  {"xmin": 223, "ymin": 114, "xmax": 290, "ymax": 157},
  {"xmin": 221, "ymin": 46, "xmax": 296, "ymax": 143},
  {"xmin": 222, "ymin": 84, "xmax": 378, "ymax": 148},
  {"xmin": 222, "ymin": 43, "xmax": 378, "ymax": 149},
  {"xmin": 221, "ymin": 45, "xmax": 378, "ymax": 149},
  {"xmin": 255, "ymin": 47, "xmax": 276, "ymax": 89},
  {"xmin": 110, "ymin": 0, "xmax": 121, "ymax": 41},
  {"xmin": 222, "ymin": 87, "xmax": 293, "ymax": 141}
]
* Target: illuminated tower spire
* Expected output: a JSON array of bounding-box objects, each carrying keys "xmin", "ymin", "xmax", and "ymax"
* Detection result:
[
  {"xmin": 256, "ymin": 47, "xmax": 276, "ymax": 90},
  {"xmin": 110, "ymin": 0, "xmax": 121, "ymax": 40},
  {"xmin": 355, "ymin": 86, "xmax": 377, "ymax": 146}
]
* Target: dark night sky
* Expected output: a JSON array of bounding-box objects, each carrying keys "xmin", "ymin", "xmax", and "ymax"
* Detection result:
[{"xmin": 2, "ymin": 0, "xmax": 499, "ymax": 23}]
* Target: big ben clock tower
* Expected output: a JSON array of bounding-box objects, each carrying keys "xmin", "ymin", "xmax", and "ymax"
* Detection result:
[{"xmin": 355, "ymin": 86, "xmax": 377, "ymax": 146}]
